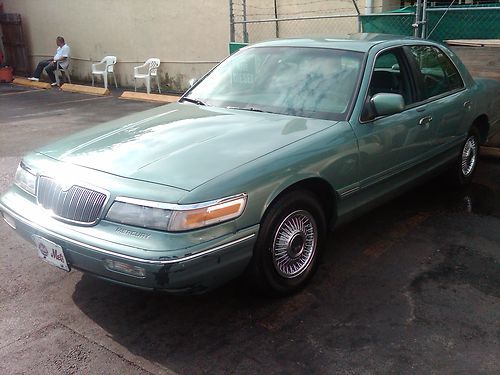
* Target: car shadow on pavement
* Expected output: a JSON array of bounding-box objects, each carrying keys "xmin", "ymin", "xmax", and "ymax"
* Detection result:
[{"xmin": 70, "ymin": 165, "xmax": 500, "ymax": 374}]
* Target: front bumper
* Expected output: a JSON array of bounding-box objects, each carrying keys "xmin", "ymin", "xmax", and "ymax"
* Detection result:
[{"xmin": 0, "ymin": 192, "xmax": 258, "ymax": 294}]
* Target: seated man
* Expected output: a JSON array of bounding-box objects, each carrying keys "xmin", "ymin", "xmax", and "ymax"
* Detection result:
[{"xmin": 28, "ymin": 36, "xmax": 70, "ymax": 86}]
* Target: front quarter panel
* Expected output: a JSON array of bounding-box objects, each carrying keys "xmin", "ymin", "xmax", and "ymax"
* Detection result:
[{"xmin": 185, "ymin": 120, "xmax": 359, "ymax": 229}]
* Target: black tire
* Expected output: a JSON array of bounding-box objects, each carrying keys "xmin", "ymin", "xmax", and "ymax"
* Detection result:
[
  {"xmin": 248, "ymin": 189, "xmax": 326, "ymax": 296},
  {"xmin": 449, "ymin": 126, "xmax": 480, "ymax": 186}
]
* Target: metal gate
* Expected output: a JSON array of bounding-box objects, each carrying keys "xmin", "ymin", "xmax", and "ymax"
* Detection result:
[{"xmin": 0, "ymin": 13, "xmax": 30, "ymax": 75}]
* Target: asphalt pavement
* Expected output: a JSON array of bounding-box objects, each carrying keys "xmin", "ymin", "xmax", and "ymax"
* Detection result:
[{"xmin": 0, "ymin": 84, "xmax": 499, "ymax": 374}]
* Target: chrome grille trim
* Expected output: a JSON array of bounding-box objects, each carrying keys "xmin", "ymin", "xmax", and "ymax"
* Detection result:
[{"xmin": 36, "ymin": 176, "xmax": 109, "ymax": 225}]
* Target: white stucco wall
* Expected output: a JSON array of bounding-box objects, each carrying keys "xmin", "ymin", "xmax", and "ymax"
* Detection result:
[{"xmin": 2, "ymin": 0, "xmax": 230, "ymax": 90}]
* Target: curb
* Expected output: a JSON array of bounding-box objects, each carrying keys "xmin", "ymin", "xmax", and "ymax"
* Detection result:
[
  {"xmin": 60, "ymin": 83, "xmax": 110, "ymax": 96},
  {"xmin": 119, "ymin": 91, "xmax": 180, "ymax": 103},
  {"xmin": 13, "ymin": 77, "xmax": 51, "ymax": 89}
]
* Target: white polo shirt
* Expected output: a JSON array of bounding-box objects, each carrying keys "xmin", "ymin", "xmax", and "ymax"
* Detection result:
[{"xmin": 54, "ymin": 44, "xmax": 70, "ymax": 69}]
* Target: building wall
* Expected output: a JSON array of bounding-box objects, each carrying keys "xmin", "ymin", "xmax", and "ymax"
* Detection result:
[
  {"xmin": 2, "ymin": 0, "xmax": 402, "ymax": 90},
  {"xmin": 2, "ymin": 0, "xmax": 230, "ymax": 90}
]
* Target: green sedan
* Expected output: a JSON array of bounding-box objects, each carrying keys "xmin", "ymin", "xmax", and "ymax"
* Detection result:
[{"xmin": 1, "ymin": 34, "xmax": 499, "ymax": 295}]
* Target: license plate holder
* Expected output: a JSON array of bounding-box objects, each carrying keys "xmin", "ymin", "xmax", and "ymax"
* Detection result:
[{"xmin": 33, "ymin": 235, "xmax": 70, "ymax": 272}]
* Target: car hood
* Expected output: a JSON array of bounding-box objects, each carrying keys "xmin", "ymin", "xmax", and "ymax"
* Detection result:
[{"xmin": 38, "ymin": 103, "xmax": 336, "ymax": 191}]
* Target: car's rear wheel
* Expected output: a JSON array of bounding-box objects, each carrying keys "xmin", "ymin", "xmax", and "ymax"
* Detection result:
[
  {"xmin": 449, "ymin": 126, "xmax": 480, "ymax": 186},
  {"xmin": 249, "ymin": 189, "xmax": 326, "ymax": 295}
]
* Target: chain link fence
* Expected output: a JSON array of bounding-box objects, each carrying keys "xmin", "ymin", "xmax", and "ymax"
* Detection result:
[
  {"xmin": 359, "ymin": 10, "xmax": 415, "ymax": 38},
  {"xmin": 230, "ymin": 0, "xmax": 360, "ymax": 44},
  {"xmin": 360, "ymin": 3, "xmax": 500, "ymax": 41},
  {"xmin": 425, "ymin": 5, "xmax": 500, "ymax": 40},
  {"xmin": 230, "ymin": 1, "xmax": 500, "ymax": 45}
]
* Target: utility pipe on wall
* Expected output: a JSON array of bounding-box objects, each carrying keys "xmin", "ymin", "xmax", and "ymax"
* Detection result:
[
  {"xmin": 421, "ymin": 0, "xmax": 428, "ymax": 38},
  {"xmin": 414, "ymin": 0, "xmax": 422, "ymax": 37},
  {"xmin": 243, "ymin": 0, "xmax": 249, "ymax": 43},
  {"xmin": 365, "ymin": 0, "xmax": 374, "ymax": 14},
  {"xmin": 274, "ymin": 0, "xmax": 279, "ymax": 38}
]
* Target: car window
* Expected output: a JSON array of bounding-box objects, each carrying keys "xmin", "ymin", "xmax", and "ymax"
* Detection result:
[
  {"xmin": 361, "ymin": 48, "xmax": 413, "ymax": 121},
  {"xmin": 185, "ymin": 47, "xmax": 364, "ymax": 121},
  {"xmin": 374, "ymin": 52, "xmax": 399, "ymax": 70},
  {"xmin": 370, "ymin": 50, "xmax": 409, "ymax": 98},
  {"xmin": 409, "ymin": 45, "xmax": 464, "ymax": 100}
]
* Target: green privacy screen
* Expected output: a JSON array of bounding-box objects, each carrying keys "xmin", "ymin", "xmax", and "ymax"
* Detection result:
[
  {"xmin": 229, "ymin": 42, "xmax": 248, "ymax": 55},
  {"xmin": 360, "ymin": 4, "xmax": 500, "ymax": 41}
]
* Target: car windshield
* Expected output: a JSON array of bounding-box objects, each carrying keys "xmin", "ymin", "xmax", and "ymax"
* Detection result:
[{"xmin": 184, "ymin": 46, "xmax": 364, "ymax": 121}]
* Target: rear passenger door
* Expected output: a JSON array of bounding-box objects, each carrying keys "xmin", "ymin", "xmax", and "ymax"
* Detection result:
[{"xmin": 404, "ymin": 45, "xmax": 472, "ymax": 159}]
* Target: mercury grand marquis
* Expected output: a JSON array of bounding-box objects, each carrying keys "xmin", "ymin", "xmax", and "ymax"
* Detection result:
[{"xmin": 1, "ymin": 34, "xmax": 499, "ymax": 295}]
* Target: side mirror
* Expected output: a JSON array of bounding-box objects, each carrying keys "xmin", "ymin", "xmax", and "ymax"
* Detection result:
[
  {"xmin": 371, "ymin": 93, "xmax": 405, "ymax": 117},
  {"xmin": 188, "ymin": 78, "xmax": 197, "ymax": 87}
]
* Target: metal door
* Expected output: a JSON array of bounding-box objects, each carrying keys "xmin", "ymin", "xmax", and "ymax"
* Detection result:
[{"xmin": 0, "ymin": 13, "xmax": 30, "ymax": 76}]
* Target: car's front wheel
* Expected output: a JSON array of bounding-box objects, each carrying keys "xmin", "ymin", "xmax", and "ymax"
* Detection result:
[{"xmin": 249, "ymin": 189, "xmax": 326, "ymax": 295}]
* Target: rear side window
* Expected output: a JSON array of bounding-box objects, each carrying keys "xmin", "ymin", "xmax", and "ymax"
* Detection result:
[{"xmin": 409, "ymin": 45, "xmax": 464, "ymax": 100}]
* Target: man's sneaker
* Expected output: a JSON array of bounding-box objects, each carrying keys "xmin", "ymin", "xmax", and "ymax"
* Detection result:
[
  {"xmin": 27, "ymin": 77, "xmax": 39, "ymax": 81},
  {"xmin": 51, "ymin": 82, "xmax": 58, "ymax": 86}
]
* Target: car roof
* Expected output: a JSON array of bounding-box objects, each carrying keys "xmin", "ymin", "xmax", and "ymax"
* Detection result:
[{"xmin": 250, "ymin": 33, "xmax": 430, "ymax": 53}]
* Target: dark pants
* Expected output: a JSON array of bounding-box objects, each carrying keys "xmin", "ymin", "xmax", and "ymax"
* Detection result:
[{"xmin": 33, "ymin": 59, "xmax": 56, "ymax": 82}]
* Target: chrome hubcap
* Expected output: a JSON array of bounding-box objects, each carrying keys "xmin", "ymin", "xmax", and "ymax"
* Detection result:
[
  {"xmin": 461, "ymin": 136, "xmax": 478, "ymax": 177},
  {"xmin": 272, "ymin": 210, "xmax": 317, "ymax": 278}
]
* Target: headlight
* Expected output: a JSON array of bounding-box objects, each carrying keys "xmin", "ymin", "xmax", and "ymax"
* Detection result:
[
  {"xmin": 105, "ymin": 194, "xmax": 247, "ymax": 232},
  {"xmin": 14, "ymin": 162, "xmax": 37, "ymax": 195},
  {"xmin": 168, "ymin": 195, "xmax": 247, "ymax": 231}
]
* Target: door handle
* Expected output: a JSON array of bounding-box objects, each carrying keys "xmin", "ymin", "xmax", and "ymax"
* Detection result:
[
  {"xmin": 463, "ymin": 100, "xmax": 472, "ymax": 110},
  {"xmin": 419, "ymin": 116, "xmax": 433, "ymax": 126}
]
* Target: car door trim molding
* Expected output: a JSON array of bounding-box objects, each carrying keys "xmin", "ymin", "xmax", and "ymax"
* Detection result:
[{"xmin": 339, "ymin": 184, "xmax": 360, "ymax": 198}]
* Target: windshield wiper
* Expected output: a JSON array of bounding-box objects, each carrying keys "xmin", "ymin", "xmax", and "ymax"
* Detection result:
[
  {"xmin": 226, "ymin": 106, "xmax": 273, "ymax": 114},
  {"xmin": 181, "ymin": 97, "xmax": 207, "ymax": 106}
]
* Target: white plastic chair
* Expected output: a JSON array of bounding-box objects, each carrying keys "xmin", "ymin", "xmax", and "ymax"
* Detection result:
[
  {"xmin": 133, "ymin": 58, "xmax": 161, "ymax": 94},
  {"xmin": 54, "ymin": 60, "xmax": 71, "ymax": 86},
  {"xmin": 91, "ymin": 56, "xmax": 117, "ymax": 89}
]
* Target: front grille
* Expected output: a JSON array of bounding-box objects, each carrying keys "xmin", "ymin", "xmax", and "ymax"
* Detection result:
[{"xmin": 37, "ymin": 176, "xmax": 107, "ymax": 224}]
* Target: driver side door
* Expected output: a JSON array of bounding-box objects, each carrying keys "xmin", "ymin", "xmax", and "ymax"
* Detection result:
[{"xmin": 351, "ymin": 47, "xmax": 435, "ymax": 193}]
